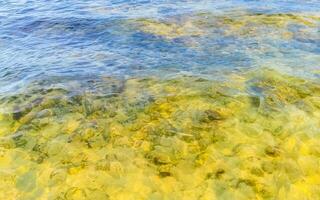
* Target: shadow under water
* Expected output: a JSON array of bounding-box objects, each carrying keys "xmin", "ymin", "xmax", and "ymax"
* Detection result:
[{"xmin": 0, "ymin": 68, "xmax": 320, "ymax": 200}]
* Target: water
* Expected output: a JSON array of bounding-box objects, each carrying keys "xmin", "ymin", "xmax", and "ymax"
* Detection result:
[{"xmin": 0, "ymin": 1, "xmax": 320, "ymax": 199}]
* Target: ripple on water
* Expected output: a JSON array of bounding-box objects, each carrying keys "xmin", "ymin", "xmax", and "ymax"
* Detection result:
[{"xmin": 0, "ymin": 1, "xmax": 320, "ymax": 199}]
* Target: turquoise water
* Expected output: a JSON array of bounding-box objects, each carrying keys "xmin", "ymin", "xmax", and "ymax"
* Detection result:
[{"xmin": 0, "ymin": 1, "xmax": 320, "ymax": 200}]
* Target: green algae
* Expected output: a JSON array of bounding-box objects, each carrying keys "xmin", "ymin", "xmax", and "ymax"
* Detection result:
[
  {"xmin": 131, "ymin": 18, "xmax": 203, "ymax": 39},
  {"xmin": 0, "ymin": 68, "xmax": 320, "ymax": 199},
  {"xmin": 130, "ymin": 12, "xmax": 319, "ymax": 41}
]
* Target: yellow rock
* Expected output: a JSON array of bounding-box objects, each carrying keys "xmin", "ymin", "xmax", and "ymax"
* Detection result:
[
  {"xmin": 65, "ymin": 187, "xmax": 86, "ymax": 200},
  {"xmin": 64, "ymin": 119, "xmax": 80, "ymax": 134},
  {"xmin": 68, "ymin": 166, "xmax": 83, "ymax": 175}
]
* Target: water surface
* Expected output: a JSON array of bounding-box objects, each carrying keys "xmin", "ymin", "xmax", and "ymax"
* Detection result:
[{"xmin": 0, "ymin": 1, "xmax": 320, "ymax": 199}]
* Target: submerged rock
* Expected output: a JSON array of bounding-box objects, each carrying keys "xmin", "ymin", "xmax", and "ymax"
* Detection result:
[
  {"xmin": 0, "ymin": 67, "xmax": 320, "ymax": 199},
  {"xmin": 201, "ymin": 109, "xmax": 224, "ymax": 122},
  {"xmin": 132, "ymin": 18, "xmax": 203, "ymax": 39}
]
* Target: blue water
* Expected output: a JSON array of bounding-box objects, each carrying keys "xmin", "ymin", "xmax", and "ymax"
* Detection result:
[{"xmin": 0, "ymin": 0, "xmax": 319, "ymax": 95}]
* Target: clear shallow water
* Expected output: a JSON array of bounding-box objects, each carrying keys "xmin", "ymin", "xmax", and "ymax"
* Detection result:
[{"xmin": 0, "ymin": 1, "xmax": 320, "ymax": 200}]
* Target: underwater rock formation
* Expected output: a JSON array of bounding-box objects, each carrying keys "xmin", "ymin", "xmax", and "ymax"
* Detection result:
[
  {"xmin": 0, "ymin": 68, "xmax": 320, "ymax": 199},
  {"xmin": 130, "ymin": 12, "xmax": 320, "ymax": 41}
]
